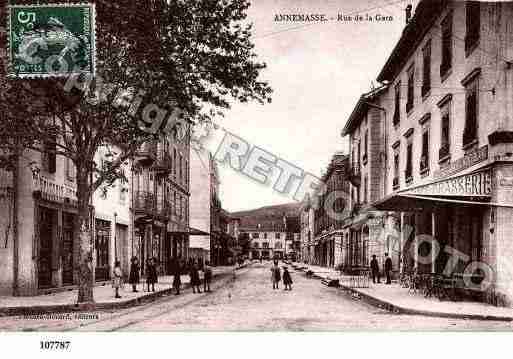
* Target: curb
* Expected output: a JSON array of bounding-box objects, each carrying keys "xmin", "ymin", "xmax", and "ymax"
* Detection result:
[
  {"xmin": 295, "ymin": 265, "xmax": 513, "ymax": 322},
  {"xmin": 0, "ymin": 272, "xmax": 228, "ymax": 318}
]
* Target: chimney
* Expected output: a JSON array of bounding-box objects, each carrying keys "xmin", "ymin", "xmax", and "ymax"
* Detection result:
[{"xmin": 405, "ymin": 4, "xmax": 413, "ymax": 24}]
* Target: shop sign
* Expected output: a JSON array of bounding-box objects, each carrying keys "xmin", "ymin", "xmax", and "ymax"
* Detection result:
[
  {"xmin": 406, "ymin": 169, "xmax": 492, "ymax": 197},
  {"xmin": 433, "ymin": 145, "xmax": 488, "ymax": 179},
  {"xmin": 367, "ymin": 217, "xmax": 383, "ymax": 227}
]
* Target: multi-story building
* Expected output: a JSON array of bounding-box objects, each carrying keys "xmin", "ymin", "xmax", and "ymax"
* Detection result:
[
  {"xmin": 189, "ymin": 149, "xmax": 226, "ymax": 265},
  {"xmin": 131, "ymin": 123, "xmax": 191, "ymax": 276},
  {"xmin": 299, "ymin": 194, "xmax": 315, "ymax": 264},
  {"xmin": 367, "ymin": 0, "xmax": 513, "ymax": 305},
  {"xmin": 0, "ymin": 143, "xmax": 134, "ymax": 295},
  {"xmin": 341, "ymin": 86, "xmax": 394, "ymax": 274},
  {"xmin": 311, "ymin": 153, "xmax": 350, "ymax": 268}
]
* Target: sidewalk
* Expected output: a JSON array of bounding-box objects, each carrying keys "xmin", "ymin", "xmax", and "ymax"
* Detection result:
[
  {"xmin": 293, "ymin": 262, "xmax": 513, "ymax": 322},
  {"xmin": 0, "ymin": 266, "xmax": 236, "ymax": 317}
]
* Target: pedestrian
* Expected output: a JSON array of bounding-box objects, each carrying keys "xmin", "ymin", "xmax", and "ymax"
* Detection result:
[
  {"xmin": 282, "ymin": 266, "xmax": 293, "ymax": 291},
  {"xmin": 385, "ymin": 252, "xmax": 393, "ymax": 284},
  {"xmin": 203, "ymin": 260, "xmax": 213, "ymax": 292},
  {"xmin": 128, "ymin": 256, "xmax": 140, "ymax": 293},
  {"xmin": 112, "ymin": 260, "xmax": 123, "ymax": 299},
  {"xmin": 189, "ymin": 261, "xmax": 202, "ymax": 293},
  {"xmin": 270, "ymin": 260, "xmax": 281, "ymax": 290},
  {"xmin": 370, "ymin": 254, "xmax": 380, "ymax": 284},
  {"xmin": 172, "ymin": 259, "xmax": 181, "ymax": 295},
  {"xmin": 146, "ymin": 257, "xmax": 158, "ymax": 292}
]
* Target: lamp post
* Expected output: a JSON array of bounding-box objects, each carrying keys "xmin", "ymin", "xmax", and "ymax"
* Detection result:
[{"xmin": 114, "ymin": 212, "xmax": 118, "ymax": 262}]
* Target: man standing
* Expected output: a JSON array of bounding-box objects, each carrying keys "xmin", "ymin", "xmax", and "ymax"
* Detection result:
[
  {"xmin": 385, "ymin": 253, "xmax": 393, "ymax": 284},
  {"xmin": 370, "ymin": 255, "xmax": 380, "ymax": 284}
]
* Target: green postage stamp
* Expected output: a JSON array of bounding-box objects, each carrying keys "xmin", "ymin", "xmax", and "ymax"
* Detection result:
[{"xmin": 7, "ymin": 3, "xmax": 96, "ymax": 78}]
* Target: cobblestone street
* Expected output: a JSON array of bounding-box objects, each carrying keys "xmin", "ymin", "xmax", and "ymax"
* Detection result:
[{"xmin": 1, "ymin": 263, "xmax": 512, "ymax": 331}]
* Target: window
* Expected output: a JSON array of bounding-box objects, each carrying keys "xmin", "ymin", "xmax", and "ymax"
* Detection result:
[
  {"xmin": 363, "ymin": 175, "xmax": 368, "ymax": 203},
  {"xmin": 173, "ymin": 148, "xmax": 177, "ymax": 177},
  {"xmin": 65, "ymin": 157, "xmax": 76, "ymax": 181},
  {"xmin": 440, "ymin": 13, "xmax": 453, "ymax": 78},
  {"xmin": 263, "ymin": 232, "xmax": 267, "ymax": 239},
  {"xmin": 422, "ymin": 40, "xmax": 431, "ymax": 97},
  {"xmin": 405, "ymin": 142, "xmax": 413, "ymax": 183},
  {"xmin": 420, "ymin": 126, "xmax": 430, "ymax": 175},
  {"xmin": 465, "ymin": 2, "xmax": 480, "ymax": 56},
  {"xmin": 393, "ymin": 82, "xmax": 401, "ymax": 126},
  {"xmin": 275, "ymin": 242, "xmax": 282, "ymax": 249},
  {"xmin": 463, "ymin": 75, "xmax": 479, "ymax": 148},
  {"xmin": 363, "ymin": 130, "xmax": 368, "ymax": 164},
  {"xmin": 262, "ymin": 242, "xmax": 269, "ymax": 249},
  {"xmin": 406, "ymin": 65, "xmax": 414, "ymax": 113},
  {"xmin": 253, "ymin": 242, "xmax": 259, "ymax": 248},
  {"xmin": 275, "ymin": 232, "xmax": 280, "ymax": 239},
  {"xmin": 438, "ymin": 96, "xmax": 452, "ymax": 161},
  {"xmin": 42, "ymin": 137, "xmax": 57, "ymax": 174},
  {"xmin": 179, "ymin": 153, "xmax": 183, "ymax": 183},
  {"xmin": 252, "ymin": 232, "xmax": 259, "ymax": 239},
  {"xmin": 393, "ymin": 151, "xmax": 400, "ymax": 190}
]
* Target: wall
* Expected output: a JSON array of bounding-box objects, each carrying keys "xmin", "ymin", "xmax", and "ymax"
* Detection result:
[{"xmin": 189, "ymin": 149, "xmax": 211, "ymax": 251}]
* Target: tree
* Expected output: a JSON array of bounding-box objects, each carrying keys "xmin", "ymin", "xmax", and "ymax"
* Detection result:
[{"xmin": 0, "ymin": 0, "xmax": 271, "ymax": 303}]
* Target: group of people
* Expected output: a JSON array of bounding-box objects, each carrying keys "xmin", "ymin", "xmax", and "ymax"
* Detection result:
[
  {"xmin": 270, "ymin": 260, "xmax": 293, "ymax": 290},
  {"xmin": 370, "ymin": 253, "xmax": 393, "ymax": 285},
  {"xmin": 111, "ymin": 256, "xmax": 213, "ymax": 298}
]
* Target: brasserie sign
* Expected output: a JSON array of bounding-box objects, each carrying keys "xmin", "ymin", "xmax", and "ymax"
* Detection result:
[{"xmin": 405, "ymin": 169, "xmax": 492, "ymax": 197}]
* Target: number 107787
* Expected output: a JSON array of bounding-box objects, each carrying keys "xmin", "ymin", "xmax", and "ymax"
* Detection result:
[{"xmin": 40, "ymin": 341, "xmax": 71, "ymax": 350}]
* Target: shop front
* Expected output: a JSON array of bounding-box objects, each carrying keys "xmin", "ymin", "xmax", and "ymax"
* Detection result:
[{"xmin": 375, "ymin": 166, "xmax": 513, "ymax": 305}]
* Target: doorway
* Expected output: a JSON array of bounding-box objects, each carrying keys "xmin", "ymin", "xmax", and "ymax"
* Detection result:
[{"xmin": 38, "ymin": 207, "xmax": 55, "ymax": 289}]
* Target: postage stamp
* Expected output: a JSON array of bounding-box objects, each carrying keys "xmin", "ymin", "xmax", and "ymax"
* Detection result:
[{"xmin": 7, "ymin": 3, "xmax": 96, "ymax": 78}]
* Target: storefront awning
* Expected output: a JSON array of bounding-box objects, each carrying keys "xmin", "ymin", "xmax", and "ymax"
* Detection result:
[
  {"xmin": 168, "ymin": 226, "xmax": 210, "ymax": 236},
  {"xmin": 374, "ymin": 168, "xmax": 513, "ymax": 210}
]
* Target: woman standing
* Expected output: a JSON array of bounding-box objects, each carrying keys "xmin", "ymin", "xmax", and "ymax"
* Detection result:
[
  {"xmin": 128, "ymin": 256, "xmax": 140, "ymax": 293},
  {"xmin": 146, "ymin": 257, "xmax": 158, "ymax": 292},
  {"xmin": 271, "ymin": 260, "xmax": 281, "ymax": 290},
  {"xmin": 112, "ymin": 260, "xmax": 123, "ymax": 298},
  {"xmin": 172, "ymin": 259, "xmax": 182, "ymax": 295},
  {"xmin": 282, "ymin": 266, "xmax": 293, "ymax": 291}
]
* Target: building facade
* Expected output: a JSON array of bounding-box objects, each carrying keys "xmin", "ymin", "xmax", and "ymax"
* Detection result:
[
  {"xmin": 342, "ymin": 87, "xmax": 395, "ymax": 275},
  {"xmin": 310, "ymin": 153, "xmax": 350, "ymax": 269},
  {"xmin": 367, "ymin": 0, "xmax": 513, "ymax": 305}
]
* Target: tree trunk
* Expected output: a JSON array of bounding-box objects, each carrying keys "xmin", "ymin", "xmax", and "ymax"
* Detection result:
[{"xmin": 76, "ymin": 168, "xmax": 94, "ymax": 304}]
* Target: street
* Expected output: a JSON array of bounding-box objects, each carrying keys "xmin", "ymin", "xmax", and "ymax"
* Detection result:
[{"xmin": 1, "ymin": 263, "xmax": 512, "ymax": 331}]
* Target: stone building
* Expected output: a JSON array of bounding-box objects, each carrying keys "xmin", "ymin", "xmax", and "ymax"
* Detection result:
[
  {"xmin": 311, "ymin": 153, "xmax": 350, "ymax": 268},
  {"xmin": 367, "ymin": 0, "xmax": 513, "ymax": 305}
]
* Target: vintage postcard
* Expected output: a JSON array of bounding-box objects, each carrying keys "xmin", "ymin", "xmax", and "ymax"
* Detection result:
[{"xmin": 1, "ymin": 0, "xmax": 513, "ymax": 353}]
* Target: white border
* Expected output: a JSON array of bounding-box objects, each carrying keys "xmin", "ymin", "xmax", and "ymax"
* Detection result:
[{"xmin": 6, "ymin": 3, "xmax": 96, "ymax": 79}]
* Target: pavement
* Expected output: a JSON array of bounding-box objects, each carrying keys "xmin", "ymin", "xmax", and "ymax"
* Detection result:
[
  {"xmin": 294, "ymin": 262, "xmax": 513, "ymax": 322},
  {"xmin": 0, "ymin": 266, "xmax": 236, "ymax": 317},
  {"xmin": 2, "ymin": 262, "xmax": 511, "ymax": 331}
]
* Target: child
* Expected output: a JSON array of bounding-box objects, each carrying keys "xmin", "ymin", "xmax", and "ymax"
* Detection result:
[
  {"xmin": 112, "ymin": 260, "xmax": 123, "ymax": 298},
  {"xmin": 283, "ymin": 266, "xmax": 293, "ymax": 291},
  {"xmin": 203, "ymin": 261, "xmax": 213, "ymax": 292}
]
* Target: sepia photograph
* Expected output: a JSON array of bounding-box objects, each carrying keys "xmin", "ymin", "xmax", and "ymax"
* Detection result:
[{"xmin": 0, "ymin": 0, "xmax": 513, "ymax": 355}]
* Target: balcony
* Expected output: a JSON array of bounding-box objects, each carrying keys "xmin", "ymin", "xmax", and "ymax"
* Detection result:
[
  {"xmin": 153, "ymin": 145, "xmax": 172, "ymax": 176},
  {"xmin": 134, "ymin": 141, "xmax": 157, "ymax": 167},
  {"xmin": 32, "ymin": 172, "xmax": 77, "ymax": 205},
  {"xmin": 346, "ymin": 162, "xmax": 361, "ymax": 187},
  {"xmin": 133, "ymin": 191, "xmax": 156, "ymax": 215}
]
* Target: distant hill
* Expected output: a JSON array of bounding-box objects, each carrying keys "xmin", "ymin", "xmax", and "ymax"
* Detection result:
[{"xmin": 231, "ymin": 202, "xmax": 301, "ymax": 232}]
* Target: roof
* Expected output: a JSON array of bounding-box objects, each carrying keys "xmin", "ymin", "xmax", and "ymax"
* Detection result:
[
  {"xmin": 341, "ymin": 85, "xmax": 389, "ymax": 136},
  {"xmin": 376, "ymin": 0, "xmax": 446, "ymax": 82}
]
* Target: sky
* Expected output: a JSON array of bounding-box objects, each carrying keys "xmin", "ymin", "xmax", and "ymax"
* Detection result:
[{"xmin": 205, "ymin": 0, "xmax": 420, "ymax": 212}]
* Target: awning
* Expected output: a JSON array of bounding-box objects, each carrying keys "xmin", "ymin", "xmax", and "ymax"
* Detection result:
[
  {"xmin": 168, "ymin": 226, "xmax": 210, "ymax": 236},
  {"xmin": 372, "ymin": 168, "xmax": 513, "ymax": 211}
]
